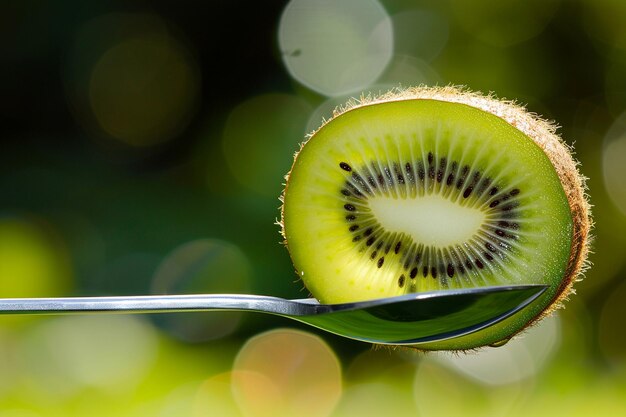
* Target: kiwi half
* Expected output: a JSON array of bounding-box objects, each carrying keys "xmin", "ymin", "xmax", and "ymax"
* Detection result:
[{"xmin": 279, "ymin": 86, "xmax": 591, "ymax": 350}]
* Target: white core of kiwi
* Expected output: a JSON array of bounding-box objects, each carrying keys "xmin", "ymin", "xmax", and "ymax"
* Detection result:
[{"xmin": 369, "ymin": 195, "xmax": 486, "ymax": 247}]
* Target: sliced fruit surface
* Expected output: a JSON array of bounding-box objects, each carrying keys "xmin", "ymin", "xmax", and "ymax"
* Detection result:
[{"xmin": 283, "ymin": 99, "xmax": 573, "ymax": 308}]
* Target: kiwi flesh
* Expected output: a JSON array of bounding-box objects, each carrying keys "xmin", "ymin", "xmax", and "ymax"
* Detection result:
[{"xmin": 279, "ymin": 86, "xmax": 591, "ymax": 350}]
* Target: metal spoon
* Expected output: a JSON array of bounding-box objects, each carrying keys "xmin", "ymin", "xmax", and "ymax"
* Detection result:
[{"xmin": 0, "ymin": 284, "xmax": 547, "ymax": 345}]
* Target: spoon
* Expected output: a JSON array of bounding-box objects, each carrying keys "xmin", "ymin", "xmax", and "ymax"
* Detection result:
[{"xmin": 0, "ymin": 284, "xmax": 547, "ymax": 345}]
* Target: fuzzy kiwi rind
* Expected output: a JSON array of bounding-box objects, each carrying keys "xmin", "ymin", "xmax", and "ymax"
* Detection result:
[{"xmin": 278, "ymin": 86, "xmax": 592, "ymax": 350}]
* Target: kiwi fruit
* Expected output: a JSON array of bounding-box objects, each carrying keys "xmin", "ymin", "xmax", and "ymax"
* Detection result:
[{"xmin": 279, "ymin": 86, "xmax": 591, "ymax": 350}]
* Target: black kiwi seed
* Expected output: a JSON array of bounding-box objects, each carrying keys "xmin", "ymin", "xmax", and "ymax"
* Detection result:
[
  {"xmin": 339, "ymin": 162, "xmax": 352, "ymax": 171},
  {"xmin": 428, "ymin": 163, "xmax": 435, "ymax": 180},
  {"xmin": 398, "ymin": 275, "xmax": 405, "ymax": 288},
  {"xmin": 427, "ymin": 152, "xmax": 435, "ymax": 179},
  {"xmin": 370, "ymin": 251, "xmax": 377, "ymax": 259},
  {"xmin": 346, "ymin": 214, "xmax": 356, "ymax": 221},
  {"xmin": 456, "ymin": 165, "xmax": 469, "ymax": 189},
  {"xmin": 447, "ymin": 264, "xmax": 454, "ymax": 277},
  {"xmin": 405, "ymin": 163, "xmax": 414, "ymax": 182},
  {"xmin": 341, "ymin": 189, "xmax": 351, "ymax": 196},
  {"xmin": 394, "ymin": 164, "xmax": 405, "ymax": 184},
  {"xmin": 377, "ymin": 173, "xmax": 385, "ymax": 187},
  {"xmin": 394, "ymin": 241, "xmax": 402, "ymax": 254},
  {"xmin": 463, "ymin": 172, "xmax": 480, "ymax": 197},
  {"xmin": 417, "ymin": 161, "xmax": 425, "ymax": 180},
  {"xmin": 410, "ymin": 267, "xmax": 418, "ymax": 278},
  {"xmin": 344, "ymin": 203, "xmax": 356, "ymax": 211},
  {"xmin": 437, "ymin": 158, "xmax": 446, "ymax": 183},
  {"xmin": 377, "ymin": 257, "xmax": 385, "ymax": 268},
  {"xmin": 364, "ymin": 228, "xmax": 373, "ymax": 236},
  {"xmin": 366, "ymin": 237, "xmax": 375, "ymax": 246},
  {"xmin": 349, "ymin": 225, "xmax": 359, "ymax": 232}
]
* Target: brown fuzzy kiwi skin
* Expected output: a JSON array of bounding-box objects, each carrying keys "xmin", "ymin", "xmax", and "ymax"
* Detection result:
[{"xmin": 278, "ymin": 85, "xmax": 592, "ymax": 350}]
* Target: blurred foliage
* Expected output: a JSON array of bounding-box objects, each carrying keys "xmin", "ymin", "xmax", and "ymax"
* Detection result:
[{"xmin": 0, "ymin": 0, "xmax": 625, "ymax": 415}]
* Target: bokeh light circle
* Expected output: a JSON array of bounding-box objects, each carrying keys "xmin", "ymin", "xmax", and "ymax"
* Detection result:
[
  {"xmin": 414, "ymin": 361, "xmax": 488, "ymax": 417},
  {"xmin": 434, "ymin": 314, "xmax": 561, "ymax": 385},
  {"xmin": 19, "ymin": 316, "xmax": 158, "ymax": 398},
  {"xmin": 414, "ymin": 359, "xmax": 529, "ymax": 417},
  {"xmin": 65, "ymin": 13, "xmax": 200, "ymax": 149},
  {"xmin": 232, "ymin": 328, "xmax": 342, "ymax": 417},
  {"xmin": 221, "ymin": 93, "xmax": 311, "ymax": 197},
  {"xmin": 278, "ymin": 0, "xmax": 393, "ymax": 96},
  {"xmin": 88, "ymin": 32, "xmax": 200, "ymax": 147},
  {"xmin": 152, "ymin": 238, "xmax": 252, "ymax": 342}
]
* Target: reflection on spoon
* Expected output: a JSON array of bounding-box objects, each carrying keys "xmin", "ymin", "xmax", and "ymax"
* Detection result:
[{"xmin": 0, "ymin": 284, "xmax": 547, "ymax": 345}]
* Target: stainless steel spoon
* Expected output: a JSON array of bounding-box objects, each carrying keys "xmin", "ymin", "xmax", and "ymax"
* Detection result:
[{"xmin": 0, "ymin": 284, "xmax": 547, "ymax": 345}]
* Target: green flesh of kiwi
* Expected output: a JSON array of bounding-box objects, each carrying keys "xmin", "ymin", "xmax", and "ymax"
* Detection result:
[{"xmin": 280, "ymin": 87, "xmax": 591, "ymax": 350}]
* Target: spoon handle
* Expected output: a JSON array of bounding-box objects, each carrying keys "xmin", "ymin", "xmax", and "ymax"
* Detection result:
[{"xmin": 0, "ymin": 294, "xmax": 312, "ymax": 316}]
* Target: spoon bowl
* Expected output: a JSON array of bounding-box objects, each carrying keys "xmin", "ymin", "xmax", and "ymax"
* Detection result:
[{"xmin": 0, "ymin": 284, "xmax": 547, "ymax": 345}]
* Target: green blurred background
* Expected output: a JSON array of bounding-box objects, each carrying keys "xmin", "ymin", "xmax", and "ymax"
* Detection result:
[{"xmin": 1, "ymin": 0, "xmax": 625, "ymax": 415}]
